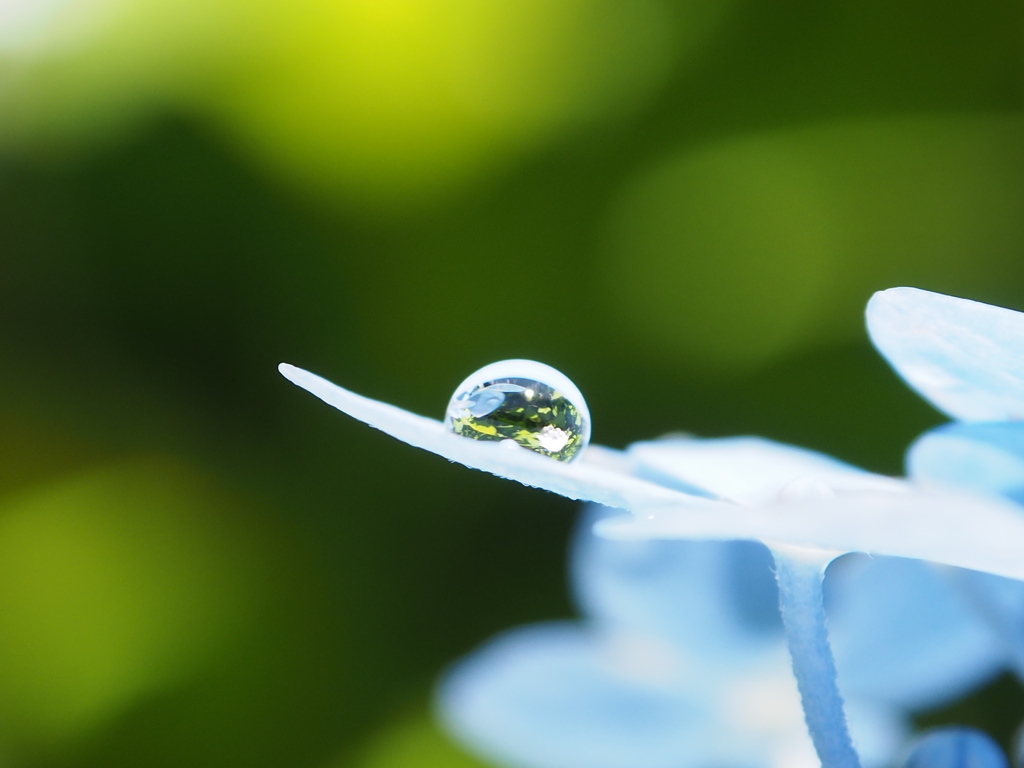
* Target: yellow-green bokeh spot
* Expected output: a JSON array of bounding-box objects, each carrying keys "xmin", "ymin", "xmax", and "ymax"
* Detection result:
[
  {"xmin": 211, "ymin": 0, "xmax": 681, "ymax": 204},
  {"xmin": 344, "ymin": 709, "xmax": 492, "ymax": 768},
  {"xmin": 0, "ymin": 457, "xmax": 260, "ymax": 746},
  {"xmin": 603, "ymin": 115, "xmax": 1024, "ymax": 374},
  {"xmin": 0, "ymin": 0, "xmax": 737, "ymax": 206}
]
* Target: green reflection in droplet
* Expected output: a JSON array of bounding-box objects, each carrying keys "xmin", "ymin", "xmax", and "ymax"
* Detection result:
[{"xmin": 447, "ymin": 377, "xmax": 587, "ymax": 462}]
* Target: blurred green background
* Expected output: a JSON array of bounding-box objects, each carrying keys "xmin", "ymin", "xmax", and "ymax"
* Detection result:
[{"xmin": 1, "ymin": 0, "xmax": 1023, "ymax": 765}]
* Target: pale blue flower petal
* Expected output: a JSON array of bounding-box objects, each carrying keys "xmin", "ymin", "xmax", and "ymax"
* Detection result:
[
  {"xmin": 278, "ymin": 364, "xmax": 719, "ymax": 510},
  {"xmin": 866, "ymin": 287, "xmax": 1024, "ymax": 421},
  {"xmin": 628, "ymin": 437, "xmax": 904, "ymax": 505},
  {"xmin": 282, "ymin": 364, "xmax": 1024, "ymax": 579},
  {"xmin": 572, "ymin": 505, "xmax": 781, "ymax": 652},
  {"xmin": 826, "ymin": 555, "xmax": 1003, "ymax": 710},
  {"xmin": 903, "ymin": 728, "xmax": 1007, "ymax": 768},
  {"xmin": 437, "ymin": 622, "xmax": 905, "ymax": 768},
  {"xmin": 436, "ymin": 623, "xmax": 732, "ymax": 768},
  {"xmin": 599, "ymin": 488, "xmax": 1024, "ymax": 581},
  {"xmin": 908, "ymin": 422, "xmax": 1024, "ymax": 505}
]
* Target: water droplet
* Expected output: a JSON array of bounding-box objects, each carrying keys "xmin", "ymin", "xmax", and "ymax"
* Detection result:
[{"xmin": 445, "ymin": 360, "xmax": 590, "ymax": 462}]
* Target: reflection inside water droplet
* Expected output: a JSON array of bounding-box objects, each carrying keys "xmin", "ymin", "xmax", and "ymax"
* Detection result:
[{"xmin": 445, "ymin": 360, "xmax": 590, "ymax": 462}]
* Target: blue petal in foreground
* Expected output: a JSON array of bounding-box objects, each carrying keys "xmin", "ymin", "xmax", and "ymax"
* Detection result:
[
  {"xmin": 278, "ymin": 364, "xmax": 717, "ymax": 510},
  {"xmin": 866, "ymin": 287, "xmax": 1024, "ymax": 422},
  {"xmin": 903, "ymin": 728, "xmax": 1007, "ymax": 768}
]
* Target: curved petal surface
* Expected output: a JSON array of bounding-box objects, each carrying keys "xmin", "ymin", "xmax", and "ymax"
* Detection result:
[
  {"xmin": 628, "ymin": 437, "xmax": 904, "ymax": 505},
  {"xmin": 597, "ymin": 489, "xmax": 1024, "ymax": 581},
  {"xmin": 866, "ymin": 287, "xmax": 1024, "ymax": 421},
  {"xmin": 282, "ymin": 364, "xmax": 1024, "ymax": 581},
  {"xmin": 279, "ymin": 364, "xmax": 718, "ymax": 510}
]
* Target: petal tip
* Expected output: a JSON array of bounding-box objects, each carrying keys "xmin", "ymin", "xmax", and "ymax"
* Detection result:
[
  {"xmin": 865, "ymin": 286, "xmax": 926, "ymax": 320},
  {"xmin": 278, "ymin": 362, "xmax": 304, "ymax": 384}
]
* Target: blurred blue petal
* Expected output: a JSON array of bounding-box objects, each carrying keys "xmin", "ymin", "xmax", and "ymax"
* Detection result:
[
  {"xmin": 438, "ymin": 620, "xmax": 906, "ymax": 768},
  {"xmin": 904, "ymin": 728, "xmax": 1007, "ymax": 768},
  {"xmin": 909, "ymin": 422, "xmax": 1024, "ymax": 505},
  {"xmin": 572, "ymin": 505, "xmax": 781, "ymax": 653},
  {"xmin": 437, "ymin": 507, "xmax": 920, "ymax": 768},
  {"xmin": 948, "ymin": 569, "xmax": 1024, "ymax": 679},
  {"xmin": 867, "ymin": 287, "xmax": 1024, "ymax": 422},
  {"xmin": 907, "ymin": 422, "xmax": 1024, "ymax": 676},
  {"xmin": 826, "ymin": 555, "xmax": 1003, "ymax": 710},
  {"xmin": 437, "ymin": 621, "xmax": 833, "ymax": 768},
  {"xmin": 437, "ymin": 622, "xmax": 727, "ymax": 768}
]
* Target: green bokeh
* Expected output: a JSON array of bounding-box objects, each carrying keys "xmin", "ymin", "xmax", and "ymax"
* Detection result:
[
  {"xmin": 603, "ymin": 115, "xmax": 1024, "ymax": 372},
  {"xmin": 0, "ymin": 459, "xmax": 259, "ymax": 747},
  {"xmin": 0, "ymin": 0, "xmax": 1022, "ymax": 765},
  {"xmin": 344, "ymin": 709, "xmax": 491, "ymax": 768}
]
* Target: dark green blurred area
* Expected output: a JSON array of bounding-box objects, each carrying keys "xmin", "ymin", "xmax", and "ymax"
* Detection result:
[{"xmin": 2, "ymin": 1, "xmax": 1024, "ymax": 766}]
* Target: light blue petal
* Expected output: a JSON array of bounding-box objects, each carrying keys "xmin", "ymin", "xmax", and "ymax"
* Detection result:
[
  {"xmin": 436, "ymin": 623, "xmax": 752, "ymax": 768},
  {"xmin": 437, "ymin": 622, "xmax": 905, "ymax": 768},
  {"xmin": 904, "ymin": 728, "xmax": 1007, "ymax": 768},
  {"xmin": 826, "ymin": 555, "xmax": 1003, "ymax": 710},
  {"xmin": 909, "ymin": 422, "xmax": 1024, "ymax": 505},
  {"xmin": 279, "ymin": 364, "xmax": 720, "ymax": 510},
  {"xmin": 572, "ymin": 505, "xmax": 781, "ymax": 652},
  {"xmin": 599, "ymin": 488, "xmax": 1024, "ymax": 582},
  {"xmin": 282, "ymin": 364, "xmax": 1024, "ymax": 575},
  {"xmin": 628, "ymin": 437, "xmax": 904, "ymax": 505},
  {"xmin": 867, "ymin": 287, "xmax": 1024, "ymax": 421}
]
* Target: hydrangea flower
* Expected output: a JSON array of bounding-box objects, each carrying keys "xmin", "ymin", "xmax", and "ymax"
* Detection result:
[
  {"xmin": 279, "ymin": 362, "xmax": 1024, "ymax": 768},
  {"xmin": 436, "ymin": 503, "xmax": 917, "ymax": 768},
  {"xmin": 868, "ymin": 287, "xmax": 1024, "ymax": 680}
]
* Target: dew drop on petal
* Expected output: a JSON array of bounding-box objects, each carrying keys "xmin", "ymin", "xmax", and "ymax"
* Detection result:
[{"xmin": 445, "ymin": 360, "xmax": 590, "ymax": 462}]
